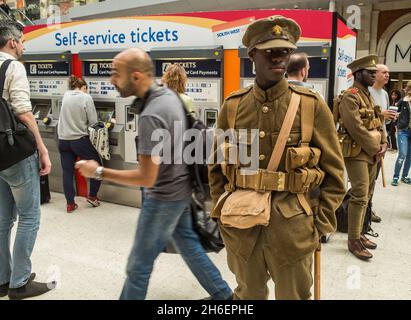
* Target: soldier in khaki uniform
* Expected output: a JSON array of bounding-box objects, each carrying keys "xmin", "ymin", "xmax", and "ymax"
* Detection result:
[
  {"xmin": 336, "ymin": 55, "xmax": 387, "ymax": 260},
  {"xmin": 208, "ymin": 16, "xmax": 346, "ymax": 300}
]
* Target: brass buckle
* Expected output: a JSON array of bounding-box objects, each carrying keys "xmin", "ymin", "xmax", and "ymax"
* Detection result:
[{"xmin": 277, "ymin": 172, "xmax": 285, "ymax": 191}]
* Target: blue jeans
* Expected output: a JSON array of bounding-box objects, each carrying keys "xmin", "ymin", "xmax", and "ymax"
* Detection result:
[
  {"xmin": 0, "ymin": 153, "xmax": 41, "ymax": 289},
  {"xmin": 120, "ymin": 194, "xmax": 232, "ymax": 300},
  {"xmin": 393, "ymin": 129, "xmax": 411, "ymax": 179}
]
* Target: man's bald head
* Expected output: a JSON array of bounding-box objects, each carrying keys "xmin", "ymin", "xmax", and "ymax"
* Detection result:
[
  {"xmin": 374, "ymin": 63, "xmax": 389, "ymax": 87},
  {"xmin": 111, "ymin": 48, "xmax": 154, "ymax": 98},
  {"xmin": 114, "ymin": 48, "xmax": 154, "ymax": 77}
]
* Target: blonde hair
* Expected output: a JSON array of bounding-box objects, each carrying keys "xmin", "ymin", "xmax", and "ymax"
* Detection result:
[{"xmin": 161, "ymin": 63, "xmax": 187, "ymax": 94}]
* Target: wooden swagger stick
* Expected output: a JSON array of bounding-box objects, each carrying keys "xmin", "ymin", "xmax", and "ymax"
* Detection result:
[
  {"xmin": 381, "ymin": 158, "xmax": 387, "ymax": 188},
  {"xmin": 314, "ymin": 245, "xmax": 321, "ymax": 300}
]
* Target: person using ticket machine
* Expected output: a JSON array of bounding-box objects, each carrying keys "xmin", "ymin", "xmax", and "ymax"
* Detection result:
[{"xmin": 57, "ymin": 75, "xmax": 102, "ymax": 213}]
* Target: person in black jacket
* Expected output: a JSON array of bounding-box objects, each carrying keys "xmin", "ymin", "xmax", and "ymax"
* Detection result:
[{"xmin": 391, "ymin": 81, "xmax": 411, "ymax": 186}]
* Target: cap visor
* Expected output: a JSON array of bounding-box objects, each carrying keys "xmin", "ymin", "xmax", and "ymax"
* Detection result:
[
  {"xmin": 255, "ymin": 39, "xmax": 297, "ymax": 50},
  {"xmin": 365, "ymin": 66, "xmax": 378, "ymax": 71}
]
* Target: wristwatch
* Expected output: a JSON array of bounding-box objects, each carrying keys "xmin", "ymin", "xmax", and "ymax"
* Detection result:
[{"xmin": 94, "ymin": 166, "xmax": 104, "ymax": 181}]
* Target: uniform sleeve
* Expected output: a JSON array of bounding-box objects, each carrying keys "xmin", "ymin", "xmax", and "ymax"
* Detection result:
[
  {"xmin": 85, "ymin": 95, "xmax": 98, "ymax": 126},
  {"xmin": 7, "ymin": 61, "xmax": 32, "ymax": 114},
  {"xmin": 208, "ymin": 99, "xmax": 229, "ymax": 209},
  {"xmin": 338, "ymin": 92, "xmax": 381, "ymax": 157},
  {"xmin": 311, "ymin": 96, "xmax": 346, "ymax": 235}
]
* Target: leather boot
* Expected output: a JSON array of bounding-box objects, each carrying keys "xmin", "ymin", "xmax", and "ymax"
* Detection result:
[
  {"xmin": 348, "ymin": 239, "xmax": 373, "ymax": 260},
  {"xmin": 371, "ymin": 211, "xmax": 381, "ymax": 223},
  {"xmin": 360, "ymin": 234, "xmax": 377, "ymax": 250}
]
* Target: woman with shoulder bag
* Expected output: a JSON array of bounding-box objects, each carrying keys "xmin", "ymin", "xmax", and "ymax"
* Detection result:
[
  {"xmin": 391, "ymin": 82, "xmax": 411, "ymax": 186},
  {"xmin": 57, "ymin": 75, "xmax": 102, "ymax": 212}
]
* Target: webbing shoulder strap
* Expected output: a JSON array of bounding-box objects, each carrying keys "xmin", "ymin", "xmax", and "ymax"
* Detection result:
[
  {"xmin": 0, "ymin": 59, "xmax": 13, "ymax": 94},
  {"xmin": 300, "ymin": 94, "xmax": 315, "ymax": 146},
  {"xmin": 267, "ymin": 93, "xmax": 301, "ymax": 172}
]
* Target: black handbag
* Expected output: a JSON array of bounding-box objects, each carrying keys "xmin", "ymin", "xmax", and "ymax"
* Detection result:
[
  {"xmin": 335, "ymin": 189, "xmax": 378, "ymax": 237},
  {"xmin": 0, "ymin": 59, "xmax": 37, "ymax": 171}
]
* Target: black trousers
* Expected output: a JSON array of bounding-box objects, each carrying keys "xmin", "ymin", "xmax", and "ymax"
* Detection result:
[{"xmin": 58, "ymin": 136, "xmax": 102, "ymax": 204}]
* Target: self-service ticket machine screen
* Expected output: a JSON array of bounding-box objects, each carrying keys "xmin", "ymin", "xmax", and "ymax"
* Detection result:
[
  {"xmin": 80, "ymin": 52, "xmax": 139, "ymax": 207},
  {"xmin": 23, "ymin": 52, "xmax": 72, "ymax": 194},
  {"xmin": 151, "ymin": 46, "xmax": 223, "ymax": 129}
]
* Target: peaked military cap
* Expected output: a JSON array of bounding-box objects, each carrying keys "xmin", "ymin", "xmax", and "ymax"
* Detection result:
[
  {"xmin": 347, "ymin": 54, "xmax": 378, "ymax": 74},
  {"xmin": 242, "ymin": 15, "xmax": 301, "ymax": 54}
]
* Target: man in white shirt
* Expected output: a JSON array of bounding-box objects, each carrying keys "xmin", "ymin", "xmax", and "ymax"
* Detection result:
[
  {"xmin": 367, "ymin": 64, "xmax": 396, "ymax": 224},
  {"xmin": 0, "ymin": 20, "xmax": 56, "ymax": 300}
]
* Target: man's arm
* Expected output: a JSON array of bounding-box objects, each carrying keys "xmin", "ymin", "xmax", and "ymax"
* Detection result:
[
  {"xmin": 208, "ymin": 100, "xmax": 229, "ymax": 214},
  {"xmin": 75, "ymin": 154, "xmax": 160, "ymax": 187},
  {"xmin": 312, "ymin": 96, "xmax": 346, "ymax": 235},
  {"xmin": 17, "ymin": 112, "xmax": 51, "ymax": 175},
  {"xmin": 8, "ymin": 61, "xmax": 51, "ymax": 175}
]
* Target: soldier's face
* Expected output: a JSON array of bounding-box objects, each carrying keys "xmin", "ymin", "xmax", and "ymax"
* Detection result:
[
  {"xmin": 251, "ymin": 48, "xmax": 292, "ymax": 87},
  {"xmin": 361, "ymin": 69, "xmax": 376, "ymax": 87}
]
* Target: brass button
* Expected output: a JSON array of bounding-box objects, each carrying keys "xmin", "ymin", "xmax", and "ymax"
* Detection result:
[
  {"xmin": 259, "ymin": 131, "xmax": 266, "ymax": 138},
  {"xmin": 262, "ymin": 106, "xmax": 269, "ymax": 113},
  {"xmin": 287, "ymin": 137, "xmax": 292, "ymax": 142},
  {"xmin": 259, "ymin": 154, "xmax": 266, "ymax": 161}
]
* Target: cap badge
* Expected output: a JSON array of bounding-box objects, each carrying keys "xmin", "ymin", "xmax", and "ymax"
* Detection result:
[
  {"xmin": 372, "ymin": 59, "xmax": 376, "ymax": 65},
  {"xmin": 272, "ymin": 25, "xmax": 283, "ymax": 36}
]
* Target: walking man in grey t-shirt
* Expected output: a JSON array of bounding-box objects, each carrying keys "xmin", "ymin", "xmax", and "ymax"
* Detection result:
[{"xmin": 76, "ymin": 48, "xmax": 232, "ymax": 300}]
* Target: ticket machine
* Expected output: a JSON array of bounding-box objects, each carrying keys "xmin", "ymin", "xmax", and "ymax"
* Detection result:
[
  {"xmin": 22, "ymin": 51, "xmax": 72, "ymax": 193},
  {"xmin": 239, "ymin": 43, "xmax": 331, "ymax": 99},
  {"xmin": 151, "ymin": 46, "xmax": 224, "ymax": 128},
  {"xmin": 78, "ymin": 50, "xmax": 140, "ymax": 207}
]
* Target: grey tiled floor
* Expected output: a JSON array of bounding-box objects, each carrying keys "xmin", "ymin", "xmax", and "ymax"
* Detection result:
[{"xmin": 1, "ymin": 151, "xmax": 410, "ymax": 300}]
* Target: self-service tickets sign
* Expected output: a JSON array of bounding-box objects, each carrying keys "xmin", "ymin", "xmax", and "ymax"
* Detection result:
[
  {"xmin": 334, "ymin": 18, "xmax": 357, "ymax": 96},
  {"xmin": 23, "ymin": 10, "xmax": 335, "ymax": 53}
]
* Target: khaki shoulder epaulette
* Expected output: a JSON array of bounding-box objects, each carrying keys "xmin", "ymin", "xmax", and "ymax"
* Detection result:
[
  {"xmin": 289, "ymin": 84, "xmax": 319, "ymax": 99},
  {"xmin": 340, "ymin": 86, "xmax": 358, "ymax": 98},
  {"xmin": 225, "ymin": 85, "xmax": 253, "ymax": 101}
]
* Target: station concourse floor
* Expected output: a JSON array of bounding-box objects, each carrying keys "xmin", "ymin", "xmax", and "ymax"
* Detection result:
[{"xmin": 1, "ymin": 152, "xmax": 410, "ymax": 300}]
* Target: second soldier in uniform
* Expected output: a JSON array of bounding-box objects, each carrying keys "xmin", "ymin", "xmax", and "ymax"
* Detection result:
[
  {"xmin": 209, "ymin": 16, "xmax": 345, "ymax": 299},
  {"xmin": 335, "ymin": 55, "xmax": 387, "ymax": 260}
]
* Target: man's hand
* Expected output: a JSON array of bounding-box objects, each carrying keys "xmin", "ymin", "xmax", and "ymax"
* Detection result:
[
  {"xmin": 75, "ymin": 160, "xmax": 99, "ymax": 178},
  {"xmin": 39, "ymin": 149, "xmax": 51, "ymax": 176},
  {"xmin": 382, "ymin": 109, "xmax": 396, "ymax": 121},
  {"xmin": 375, "ymin": 143, "xmax": 388, "ymax": 161}
]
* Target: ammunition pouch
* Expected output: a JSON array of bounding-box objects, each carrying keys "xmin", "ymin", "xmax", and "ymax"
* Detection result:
[{"xmin": 338, "ymin": 132, "xmax": 361, "ymax": 157}]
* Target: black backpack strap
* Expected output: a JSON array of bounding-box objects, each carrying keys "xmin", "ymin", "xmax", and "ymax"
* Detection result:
[
  {"xmin": 0, "ymin": 59, "xmax": 18, "ymax": 134},
  {"xmin": 0, "ymin": 59, "xmax": 14, "ymax": 93}
]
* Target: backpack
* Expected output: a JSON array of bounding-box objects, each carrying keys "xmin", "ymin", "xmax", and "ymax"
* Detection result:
[
  {"xmin": 335, "ymin": 188, "xmax": 378, "ymax": 237},
  {"xmin": 177, "ymin": 93, "xmax": 225, "ymax": 253},
  {"xmin": 0, "ymin": 59, "xmax": 37, "ymax": 171},
  {"xmin": 88, "ymin": 121, "xmax": 110, "ymax": 160}
]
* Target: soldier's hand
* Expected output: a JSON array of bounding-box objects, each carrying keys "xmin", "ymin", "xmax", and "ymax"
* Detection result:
[
  {"xmin": 375, "ymin": 143, "xmax": 388, "ymax": 161},
  {"xmin": 382, "ymin": 109, "xmax": 396, "ymax": 121}
]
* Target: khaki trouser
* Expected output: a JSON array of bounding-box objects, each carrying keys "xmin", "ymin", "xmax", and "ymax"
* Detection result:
[
  {"xmin": 223, "ymin": 235, "xmax": 313, "ymax": 300},
  {"xmin": 345, "ymin": 159, "xmax": 378, "ymax": 239}
]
